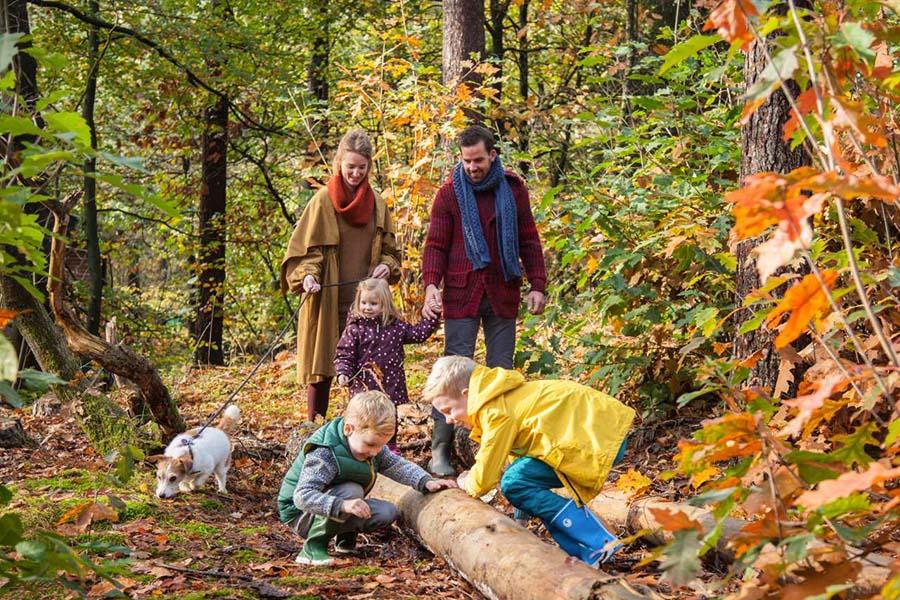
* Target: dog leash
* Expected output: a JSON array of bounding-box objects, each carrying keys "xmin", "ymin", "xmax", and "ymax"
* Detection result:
[{"xmin": 192, "ymin": 277, "xmax": 366, "ymax": 438}]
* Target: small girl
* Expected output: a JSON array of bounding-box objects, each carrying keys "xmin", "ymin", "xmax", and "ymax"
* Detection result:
[{"xmin": 334, "ymin": 278, "xmax": 440, "ymax": 452}]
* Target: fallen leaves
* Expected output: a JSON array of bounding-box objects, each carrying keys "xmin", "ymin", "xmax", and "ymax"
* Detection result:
[
  {"xmin": 616, "ymin": 468, "xmax": 652, "ymax": 497},
  {"xmin": 57, "ymin": 501, "xmax": 119, "ymax": 532}
]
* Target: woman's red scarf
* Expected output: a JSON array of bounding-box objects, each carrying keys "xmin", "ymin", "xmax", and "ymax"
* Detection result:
[{"xmin": 327, "ymin": 175, "xmax": 374, "ymax": 226}]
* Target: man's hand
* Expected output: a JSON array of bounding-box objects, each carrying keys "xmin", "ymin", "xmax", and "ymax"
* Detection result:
[
  {"xmin": 456, "ymin": 470, "xmax": 469, "ymax": 491},
  {"xmin": 423, "ymin": 284, "xmax": 443, "ymax": 319},
  {"xmin": 526, "ymin": 290, "xmax": 546, "ymax": 315},
  {"xmin": 425, "ymin": 478, "xmax": 458, "ymax": 492},
  {"xmin": 342, "ymin": 498, "xmax": 371, "ymax": 519},
  {"xmin": 372, "ymin": 263, "xmax": 390, "ymax": 279},
  {"xmin": 303, "ymin": 275, "xmax": 321, "ymax": 293},
  {"xmin": 337, "ymin": 374, "xmax": 349, "ymax": 386}
]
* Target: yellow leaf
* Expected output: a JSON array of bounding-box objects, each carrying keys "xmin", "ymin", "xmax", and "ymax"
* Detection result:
[{"xmin": 616, "ymin": 468, "xmax": 652, "ymax": 497}]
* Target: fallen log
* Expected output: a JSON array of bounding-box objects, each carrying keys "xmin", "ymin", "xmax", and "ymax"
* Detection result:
[{"xmin": 370, "ymin": 477, "xmax": 651, "ymax": 600}]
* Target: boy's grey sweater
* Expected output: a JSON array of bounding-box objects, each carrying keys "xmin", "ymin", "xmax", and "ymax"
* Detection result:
[{"xmin": 293, "ymin": 446, "xmax": 434, "ymax": 519}]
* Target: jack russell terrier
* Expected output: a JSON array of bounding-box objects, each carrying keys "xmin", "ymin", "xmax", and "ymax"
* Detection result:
[{"xmin": 149, "ymin": 405, "xmax": 240, "ymax": 498}]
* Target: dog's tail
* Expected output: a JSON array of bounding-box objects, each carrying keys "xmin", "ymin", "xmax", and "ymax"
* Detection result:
[{"xmin": 217, "ymin": 405, "xmax": 241, "ymax": 434}]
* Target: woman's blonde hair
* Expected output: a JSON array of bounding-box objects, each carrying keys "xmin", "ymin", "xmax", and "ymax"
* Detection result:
[
  {"xmin": 332, "ymin": 129, "xmax": 373, "ymax": 177},
  {"xmin": 350, "ymin": 278, "xmax": 401, "ymax": 326},
  {"xmin": 422, "ymin": 356, "xmax": 477, "ymax": 403},
  {"xmin": 344, "ymin": 390, "xmax": 396, "ymax": 436}
]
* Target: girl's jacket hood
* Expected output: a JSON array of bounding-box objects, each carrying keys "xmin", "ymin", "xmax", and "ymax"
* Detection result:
[{"xmin": 464, "ymin": 365, "xmax": 635, "ymax": 505}]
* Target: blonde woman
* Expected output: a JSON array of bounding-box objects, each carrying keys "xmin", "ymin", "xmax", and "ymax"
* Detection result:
[{"xmin": 281, "ymin": 130, "xmax": 401, "ymax": 421}]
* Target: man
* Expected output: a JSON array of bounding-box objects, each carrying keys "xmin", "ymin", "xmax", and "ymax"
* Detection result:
[{"xmin": 421, "ymin": 125, "xmax": 547, "ymax": 476}]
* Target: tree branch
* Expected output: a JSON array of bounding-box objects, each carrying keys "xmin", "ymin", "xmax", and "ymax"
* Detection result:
[
  {"xmin": 228, "ymin": 140, "xmax": 294, "ymax": 226},
  {"xmin": 29, "ymin": 0, "xmax": 285, "ymax": 136}
]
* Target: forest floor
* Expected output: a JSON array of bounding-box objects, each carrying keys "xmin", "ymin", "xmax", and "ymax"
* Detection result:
[{"xmin": 1, "ymin": 341, "xmax": 721, "ymax": 599}]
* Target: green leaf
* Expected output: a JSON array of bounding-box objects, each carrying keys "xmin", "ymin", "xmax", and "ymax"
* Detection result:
[
  {"xmin": 785, "ymin": 449, "xmax": 844, "ymax": 484},
  {"xmin": 833, "ymin": 22, "xmax": 875, "ymax": 64},
  {"xmin": 44, "ymin": 112, "xmax": 91, "ymax": 148},
  {"xmin": 689, "ymin": 486, "xmax": 737, "ymax": 507},
  {"xmin": 659, "ymin": 529, "xmax": 702, "ymax": 585},
  {"xmin": 744, "ymin": 46, "xmax": 799, "ymax": 105},
  {"xmin": 885, "ymin": 420, "xmax": 900, "ymax": 448},
  {"xmin": 0, "ymin": 32, "xmax": 24, "ymax": 74},
  {"xmin": 888, "ymin": 267, "xmax": 900, "ymax": 288},
  {"xmin": 15, "ymin": 540, "xmax": 46, "ymax": 561},
  {"xmin": 0, "ymin": 513, "xmax": 23, "ymax": 546},
  {"xmin": 738, "ymin": 310, "xmax": 768, "ymax": 335},
  {"xmin": 659, "ymin": 34, "xmax": 720, "ymax": 75},
  {"xmin": 17, "ymin": 368, "xmax": 66, "ymax": 392},
  {"xmin": 0, "ymin": 380, "xmax": 23, "ymax": 408},
  {"xmin": 831, "ymin": 422, "xmax": 878, "ymax": 467},
  {"xmin": 0, "ymin": 484, "xmax": 12, "ymax": 506},
  {"xmin": 820, "ymin": 492, "xmax": 870, "ymax": 519},
  {"xmin": 0, "ymin": 114, "xmax": 43, "ymax": 138},
  {"xmin": 781, "ymin": 533, "xmax": 814, "ymax": 563},
  {"xmin": 0, "ymin": 332, "xmax": 17, "ymax": 382}
]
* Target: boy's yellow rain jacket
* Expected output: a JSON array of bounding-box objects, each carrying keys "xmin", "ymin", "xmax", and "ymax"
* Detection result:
[{"xmin": 464, "ymin": 366, "xmax": 636, "ymax": 505}]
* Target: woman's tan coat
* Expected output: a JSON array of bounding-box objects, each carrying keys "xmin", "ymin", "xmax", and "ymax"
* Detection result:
[{"xmin": 280, "ymin": 187, "xmax": 401, "ymax": 385}]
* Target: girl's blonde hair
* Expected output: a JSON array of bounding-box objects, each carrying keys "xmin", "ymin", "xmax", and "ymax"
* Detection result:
[
  {"xmin": 332, "ymin": 129, "xmax": 373, "ymax": 177},
  {"xmin": 422, "ymin": 356, "xmax": 477, "ymax": 403},
  {"xmin": 350, "ymin": 278, "xmax": 401, "ymax": 326},
  {"xmin": 344, "ymin": 390, "xmax": 396, "ymax": 436}
]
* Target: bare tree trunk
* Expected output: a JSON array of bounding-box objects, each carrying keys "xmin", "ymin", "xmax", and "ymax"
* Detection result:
[
  {"xmin": 516, "ymin": 0, "xmax": 530, "ymax": 174},
  {"xmin": 487, "ymin": 0, "xmax": 508, "ymax": 134},
  {"xmin": 194, "ymin": 4, "xmax": 228, "ymax": 366},
  {"xmin": 83, "ymin": 0, "xmax": 102, "ymax": 335},
  {"xmin": 442, "ymin": 0, "xmax": 485, "ymax": 122},
  {"xmin": 307, "ymin": 1, "xmax": 330, "ymax": 142},
  {"xmin": 733, "ymin": 7, "xmax": 810, "ymax": 395}
]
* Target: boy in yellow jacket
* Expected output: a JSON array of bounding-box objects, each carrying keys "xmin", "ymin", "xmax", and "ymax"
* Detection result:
[{"xmin": 422, "ymin": 356, "xmax": 635, "ymax": 565}]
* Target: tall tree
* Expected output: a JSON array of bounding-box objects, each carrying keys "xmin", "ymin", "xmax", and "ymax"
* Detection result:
[
  {"xmin": 487, "ymin": 0, "xmax": 509, "ymax": 134},
  {"xmin": 442, "ymin": 0, "xmax": 485, "ymax": 121},
  {"xmin": 82, "ymin": 0, "xmax": 102, "ymax": 335},
  {"xmin": 307, "ymin": 0, "xmax": 330, "ymax": 142},
  {"xmin": 515, "ymin": 0, "xmax": 529, "ymax": 173},
  {"xmin": 732, "ymin": 5, "xmax": 811, "ymax": 395},
  {"xmin": 194, "ymin": 1, "xmax": 228, "ymax": 365}
]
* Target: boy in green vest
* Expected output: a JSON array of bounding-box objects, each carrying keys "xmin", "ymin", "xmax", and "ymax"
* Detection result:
[{"xmin": 278, "ymin": 390, "xmax": 457, "ymax": 565}]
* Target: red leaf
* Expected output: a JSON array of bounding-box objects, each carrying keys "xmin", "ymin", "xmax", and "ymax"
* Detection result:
[{"xmin": 782, "ymin": 86, "xmax": 819, "ymax": 141}]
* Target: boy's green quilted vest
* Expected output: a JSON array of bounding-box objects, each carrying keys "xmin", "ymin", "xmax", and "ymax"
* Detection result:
[{"xmin": 277, "ymin": 418, "xmax": 380, "ymax": 523}]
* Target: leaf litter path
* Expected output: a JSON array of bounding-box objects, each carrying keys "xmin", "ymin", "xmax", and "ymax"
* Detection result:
[{"xmin": 0, "ymin": 351, "xmax": 480, "ymax": 600}]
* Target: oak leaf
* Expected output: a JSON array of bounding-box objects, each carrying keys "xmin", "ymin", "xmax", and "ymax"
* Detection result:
[
  {"xmin": 796, "ymin": 461, "xmax": 900, "ymax": 511},
  {"xmin": 780, "ymin": 372, "xmax": 849, "ymax": 438},
  {"xmin": 649, "ymin": 507, "xmax": 703, "ymax": 533},
  {"xmin": 703, "ymin": 0, "xmax": 758, "ymax": 49},
  {"xmin": 765, "ymin": 271, "xmax": 839, "ymax": 349}
]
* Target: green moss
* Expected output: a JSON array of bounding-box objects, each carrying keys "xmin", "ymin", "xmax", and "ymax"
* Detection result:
[
  {"xmin": 123, "ymin": 499, "xmax": 158, "ymax": 521},
  {"xmin": 338, "ymin": 565, "xmax": 382, "ymax": 577},
  {"xmin": 239, "ymin": 525, "xmax": 268, "ymax": 535},
  {"xmin": 287, "ymin": 596, "xmax": 324, "ymax": 600},
  {"xmin": 178, "ymin": 589, "xmax": 254, "ymax": 599},
  {"xmin": 200, "ymin": 498, "xmax": 224, "ymax": 511},
  {"xmin": 277, "ymin": 575, "xmax": 328, "ymax": 587},
  {"xmin": 71, "ymin": 530, "xmax": 127, "ymax": 547},
  {"xmin": 21, "ymin": 469, "xmax": 100, "ymax": 493},
  {"xmin": 177, "ymin": 520, "xmax": 220, "ymax": 538},
  {"xmin": 231, "ymin": 548, "xmax": 260, "ymax": 563}
]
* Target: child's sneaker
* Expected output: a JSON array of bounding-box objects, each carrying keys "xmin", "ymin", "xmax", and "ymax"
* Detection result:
[{"xmin": 333, "ymin": 532, "xmax": 358, "ymax": 555}]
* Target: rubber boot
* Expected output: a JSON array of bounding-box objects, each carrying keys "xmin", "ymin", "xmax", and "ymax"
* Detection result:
[
  {"xmin": 333, "ymin": 531, "xmax": 358, "ymax": 555},
  {"xmin": 295, "ymin": 515, "xmax": 340, "ymax": 566},
  {"xmin": 427, "ymin": 411, "xmax": 455, "ymax": 477},
  {"xmin": 546, "ymin": 500, "xmax": 620, "ymax": 566},
  {"xmin": 306, "ymin": 379, "xmax": 331, "ymax": 422}
]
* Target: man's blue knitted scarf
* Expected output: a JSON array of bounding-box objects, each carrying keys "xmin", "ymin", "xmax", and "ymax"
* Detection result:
[{"xmin": 451, "ymin": 157, "xmax": 521, "ymax": 282}]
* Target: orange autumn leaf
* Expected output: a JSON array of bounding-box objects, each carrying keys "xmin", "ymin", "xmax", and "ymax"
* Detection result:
[
  {"xmin": 703, "ymin": 0, "xmax": 758, "ymax": 49},
  {"xmin": 796, "ymin": 461, "xmax": 900, "ymax": 511},
  {"xmin": 764, "ymin": 271, "xmax": 838, "ymax": 348},
  {"xmin": 0, "ymin": 309, "xmax": 20, "ymax": 328},
  {"xmin": 57, "ymin": 501, "xmax": 120, "ymax": 532},
  {"xmin": 730, "ymin": 511, "xmax": 782, "ymax": 557},
  {"xmin": 782, "ymin": 85, "xmax": 819, "ymax": 142},
  {"xmin": 801, "ymin": 170, "xmax": 900, "ymax": 203},
  {"xmin": 649, "ymin": 507, "xmax": 703, "ymax": 533},
  {"xmin": 830, "ymin": 96, "xmax": 887, "ymax": 147},
  {"xmin": 780, "ymin": 561, "xmax": 863, "ymax": 600},
  {"xmin": 727, "ymin": 168, "xmax": 825, "ymax": 242}
]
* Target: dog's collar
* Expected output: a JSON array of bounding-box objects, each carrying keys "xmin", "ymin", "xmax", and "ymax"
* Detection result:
[{"xmin": 180, "ymin": 436, "xmax": 203, "ymax": 475}]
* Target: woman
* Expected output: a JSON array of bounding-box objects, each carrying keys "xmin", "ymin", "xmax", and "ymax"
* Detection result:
[{"xmin": 280, "ymin": 129, "xmax": 401, "ymax": 421}]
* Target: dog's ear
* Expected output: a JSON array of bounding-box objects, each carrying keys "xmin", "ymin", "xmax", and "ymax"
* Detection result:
[
  {"xmin": 146, "ymin": 455, "xmax": 166, "ymax": 464},
  {"xmin": 175, "ymin": 455, "xmax": 193, "ymax": 474}
]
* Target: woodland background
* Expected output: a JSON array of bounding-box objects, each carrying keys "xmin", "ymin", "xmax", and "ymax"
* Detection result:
[{"xmin": 1, "ymin": 0, "xmax": 899, "ymax": 598}]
